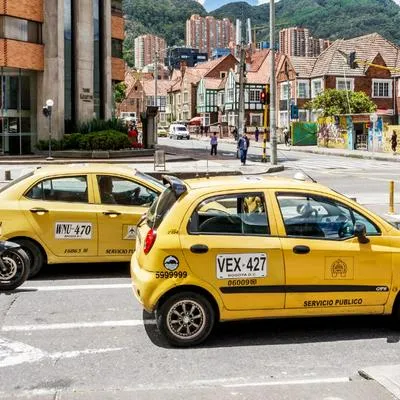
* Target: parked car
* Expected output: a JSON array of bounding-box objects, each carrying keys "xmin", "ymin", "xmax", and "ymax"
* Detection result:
[
  {"xmin": 169, "ymin": 124, "xmax": 190, "ymax": 140},
  {"xmin": 157, "ymin": 128, "xmax": 168, "ymax": 137},
  {"xmin": 131, "ymin": 174, "xmax": 400, "ymax": 346},
  {"xmin": 0, "ymin": 165, "xmax": 164, "ymax": 277}
]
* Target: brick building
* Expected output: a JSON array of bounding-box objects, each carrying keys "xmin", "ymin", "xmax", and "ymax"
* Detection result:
[
  {"xmin": 134, "ymin": 34, "xmax": 167, "ymax": 70},
  {"xmin": 0, "ymin": 0, "xmax": 124, "ymax": 154}
]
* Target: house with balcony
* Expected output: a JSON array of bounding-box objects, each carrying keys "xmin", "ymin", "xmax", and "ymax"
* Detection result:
[{"xmin": 276, "ymin": 33, "xmax": 400, "ymax": 151}]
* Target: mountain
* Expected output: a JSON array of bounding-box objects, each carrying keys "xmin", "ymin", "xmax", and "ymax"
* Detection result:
[
  {"xmin": 210, "ymin": 0, "xmax": 400, "ymax": 44},
  {"xmin": 123, "ymin": 0, "xmax": 400, "ymax": 66},
  {"xmin": 203, "ymin": 0, "xmax": 258, "ymax": 11}
]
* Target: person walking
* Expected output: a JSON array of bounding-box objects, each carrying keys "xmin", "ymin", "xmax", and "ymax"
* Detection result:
[
  {"xmin": 254, "ymin": 126, "xmax": 260, "ymax": 142},
  {"xmin": 283, "ymin": 127, "xmax": 290, "ymax": 146},
  {"xmin": 210, "ymin": 132, "xmax": 218, "ymax": 156},
  {"xmin": 232, "ymin": 126, "xmax": 238, "ymax": 141},
  {"xmin": 237, "ymin": 132, "xmax": 250, "ymax": 166},
  {"xmin": 391, "ymin": 131, "xmax": 398, "ymax": 154}
]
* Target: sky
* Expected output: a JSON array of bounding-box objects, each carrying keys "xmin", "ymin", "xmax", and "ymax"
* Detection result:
[{"xmin": 200, "ymin": 0, "xmax": 399, "ymax": 12}]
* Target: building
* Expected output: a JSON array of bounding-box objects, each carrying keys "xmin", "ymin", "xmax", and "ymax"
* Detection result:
[
  {"xmin": 279, "ymin": 27, "xmax": 329, "ymax": 57},
  {"xmin": 276, "ymin": 33, "xmax": 400, "ymax": 151},
  {"xmin": 134, "ymin": 34, "xmax": 167, "ymax": 70},
  {"xmin": 165, "ymin": 47, "xmax": 208, "ymax": 70},
  {"xmin": 0, "ymin": 0, "xmax": 125, "ymax": 154},
  {"xmin": 186, "ymin": 15, "xmax": 235, "ymax": 57},
  {"xmin": 211, "ymin": 48, "xmax": 231, "ymax": 60}
]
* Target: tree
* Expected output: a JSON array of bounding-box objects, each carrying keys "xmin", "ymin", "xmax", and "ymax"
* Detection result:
[
  {"xmin": 305, "ymin": 89, "xmax": 376, "ymax": 117},
  {"xmin": 113, "ymin": 82, "xmax": 127, "ymax": 105}
]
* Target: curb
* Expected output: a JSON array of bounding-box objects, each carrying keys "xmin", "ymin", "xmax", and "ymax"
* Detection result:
[{"xmin": 359, "ymin": 365, "xmax": 400, "ymax": 399}]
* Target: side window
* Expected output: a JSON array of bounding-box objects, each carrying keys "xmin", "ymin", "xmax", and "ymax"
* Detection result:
[
  {"xmin": 25, "ymin": 176, "xmax": 88, "ymax": 203},
  {"xmin": 189, "ymin": 193, "xmax": 269, "ymax": 235},
  {"xmin": 277, "ymin": 193, "xmax": 380, "ymax": 239},
  {"xmin": 97, "ymin": 175, "xmax": 158, "ymax": 206}
]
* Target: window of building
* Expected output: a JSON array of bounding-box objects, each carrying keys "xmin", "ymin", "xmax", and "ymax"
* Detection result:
[
  {"xmin": 372, "ymin": 79, "xmax": 392, "ymax": 98},
  {"xmin": 297, "ymin": 81, "xmax": 309, "ymax": 98},
  {"xmin": 177, "ymin": 94, "xmax": 181, "ymax": 105},
  {"xmin": 311, "ymin": 79, "xmax": 323, "ymax": 98},
  {"xmin": 336, "ymin": 78, "xmax": 354, "ymax": 91},
  {"xmin": 183, "ymin": 91, "xmax": 189, "ymax": 103},
  {"xmin": 249, "ymin": 89, "xmax": 261, "ymax": 102},
  {"xmin": 188, "ymin": 193, "xmax": 269, "ymax": 235},
  {"xmin": 218, "ymin": 92, "xmax": 225, "ymax": 106},
  {"xmin": 227, "ymin": 88, "xmax": 234, "ymax": 102},
  {"xmin": 199, "ymin": 93, "xmax": 204, "ymax": 104},
  {"xmin": 112, "ymin": 39, "xmax": 123, "ymax": 58},
  {"xmin": 220, "ymin": 72, "xmax": 226, "ymax": 79},
  {"xmin": 25, "ymin": 176, "xmax": 89, "ymax": 203},
  {"xmin": 0, "ymin": 16, "xmax": 42, "ymax": 44},
  {"xmin": 280, "ymin": 82, "xmax": 289, "ymax": 100},
  {"xmin": 111, "ymin": 0, "xmax": 123, "ymax": 16},
  {"xmin": 250, "ymin": 113, "xmax": 262, "ymax": 127},
  {"xmin": 298, "ymin": 110, "xmax": 308, "ymax": 122},
  {"xmin": 279, "ymin": 111, "xmax": 288, "ymax": 128}
]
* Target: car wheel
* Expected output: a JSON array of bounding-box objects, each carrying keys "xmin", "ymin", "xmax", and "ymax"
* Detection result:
[
  {"xmin": 12, "ymin": 239, "xmax": 45, "ymax": 278},
  {"xmin": 0, "ymin": 247, "xmax": 30, "ymax": 291},
  {"xmin": 156, "ymin": 291, "xmax": 215, "ymax": 347}
]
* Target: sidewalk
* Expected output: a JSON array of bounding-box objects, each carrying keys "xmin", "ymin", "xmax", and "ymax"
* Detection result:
[
  {"xmin": 359, "ymin": 365, "xmax": 400, "ymax": 399},
  {"xmin": 196, "ymin": 134, "xmax": 400, "ymax": 162}
]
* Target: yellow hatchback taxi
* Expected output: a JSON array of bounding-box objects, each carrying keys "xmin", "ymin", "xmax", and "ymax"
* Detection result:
[
  {"xmin": 131, "ymin": 175, "xmax": 400, "ymax": 346},
  {"xmin": 0, "ymin": 164, "xmax": 164, "ymax": 277}
]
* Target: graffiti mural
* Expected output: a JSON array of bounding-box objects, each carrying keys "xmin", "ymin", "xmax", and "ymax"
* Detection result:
[{"xmin": 317, "ymin": 116, "xmax": 348, "ymax": 149}]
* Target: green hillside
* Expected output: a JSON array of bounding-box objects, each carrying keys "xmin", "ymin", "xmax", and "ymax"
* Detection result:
[{"xmin": 123, "ymin": 0, "xmax": 400, "ymax": 66}]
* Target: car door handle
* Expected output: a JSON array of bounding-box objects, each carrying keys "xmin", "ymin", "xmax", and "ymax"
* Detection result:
[
  {"xmin": 293, "ymin": 245, "xmax": 310, "ymax": 254},
  {"xmin": 29, "ymin": 207, "xmax": 49, "ymax": 214},
  {"xmin": 103, "ymin": 210, "xmax": 121, "ymax": 217},
  {"xmin": 190, "ymin": 244, "xmax": 209, "ymax": 254}
]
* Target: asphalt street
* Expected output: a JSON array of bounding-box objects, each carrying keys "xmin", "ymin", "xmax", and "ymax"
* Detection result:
[{"xmin": 1, "ymin": 139, "xmax": 400, "ymax": 399}]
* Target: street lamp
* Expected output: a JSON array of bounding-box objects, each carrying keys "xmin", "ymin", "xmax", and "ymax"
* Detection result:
[{"xmin": 42, "ymin": 99, "xmax": 54, "ymax": 160}]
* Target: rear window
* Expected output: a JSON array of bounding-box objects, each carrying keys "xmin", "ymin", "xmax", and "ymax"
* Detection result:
[
  {"xmin": 0, "ymin": 171, "xmax": 34, "ymax": 194},
  {"xmin": 146, "ymin": 187, "xmax": 178, "ymax": 229}
]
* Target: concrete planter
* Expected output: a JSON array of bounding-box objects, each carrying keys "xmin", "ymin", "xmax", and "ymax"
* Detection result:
[{"xmin": 34, "ymin": 149, "xmax": 154, "ymax": 159}]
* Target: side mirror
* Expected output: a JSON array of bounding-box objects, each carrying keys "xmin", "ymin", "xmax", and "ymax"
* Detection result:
[{"xmin": 354, "ymin": 222, "xmax": 369, "ymax": 244}]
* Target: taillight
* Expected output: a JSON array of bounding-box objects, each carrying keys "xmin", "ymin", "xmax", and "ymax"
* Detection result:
[{"xmin": 143, "ymin": 228, "xmax": 157, "ymax": 254}]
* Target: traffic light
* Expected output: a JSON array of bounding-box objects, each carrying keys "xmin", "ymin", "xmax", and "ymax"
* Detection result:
[
  {"xmin": 259, "ymin": 88, "xmax": 270, "ymax": 105},
  {"xmin": 348, "ymin": 51, "xmax": 357, "ymax": 69},
  {"xmin": 290, "ymin": 104, "xmax": 299, "ymax": 119}
]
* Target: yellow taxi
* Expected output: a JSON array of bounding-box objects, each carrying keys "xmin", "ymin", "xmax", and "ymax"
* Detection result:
[
  {"xmin": 0, "ymin": 164, "xmax": 164, "ymax": 277},
  {"xmin": 131, "ymin": 174, "xmax": 400, "ymax": 347}
]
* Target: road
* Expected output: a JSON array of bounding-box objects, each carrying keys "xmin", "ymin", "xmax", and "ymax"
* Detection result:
[{"xmin": 1, "ymin": 140, "xmax": 400, "ymax": 399}]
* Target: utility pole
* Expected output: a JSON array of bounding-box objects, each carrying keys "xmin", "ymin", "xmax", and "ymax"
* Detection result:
[
  {"xmin": 238, "ymin": 45, "xmax": 246, "ymax": 137},
  {"xmin": 154, "ymin": 43, "xmax": 159, "ymax": 144},
  {"xmin": 269, "ymin": 0, "xmax": 277, "ymax": 165}
]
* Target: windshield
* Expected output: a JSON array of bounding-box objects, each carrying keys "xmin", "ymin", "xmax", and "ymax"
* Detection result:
[
  {"xmin": 177, "ymin": 127, "xmax": 187, "ymax": 132},
  {"xmin": 146, "ymin": 187, "xmax": 178, "ymax": 229},
  {"xmin": 135, "ymin": 171, "xmax": 165, "ymax": 191},
  {"xmin": 0, "ymin": 171, "xmax": 34, "ymax": 194}
]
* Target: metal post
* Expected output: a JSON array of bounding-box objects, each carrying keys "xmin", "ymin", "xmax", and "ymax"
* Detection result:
[
  {"xmin": 48, "ymin": 110, "xmax": 53, "ymax": 160},
  {"xmin": 238, "ymin": 45, "xmax": 246, "ymax": 137},
  {"xmin": 389, "ymin": 180, "xmax": 395, "ymax": 214},
  {"xmin": 262, "ymin": 85, "xmax": 268, "ymax": 163},
  {"xmin": 269, "ymin": 0, "xmax": 277, "ymax": 165},
  {"xmin": 154, "ymin": 45, "xmax": 159, "ymax": 145}
]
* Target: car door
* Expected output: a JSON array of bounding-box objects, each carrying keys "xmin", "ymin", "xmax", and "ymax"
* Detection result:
[
  {"xmin": 21, "ymin": 174, "xmax": 98, "ymax": 257},
  {"xmin": 272, "ymin": 191, "xmax": 392, "ymax": 312},
  {"xmin": 180, "ymin": 191, "xmax": 285, "ymax": 311},
  {"xmin": 94, "ymin": 174, "xmax": 158, "ymax": 257}
]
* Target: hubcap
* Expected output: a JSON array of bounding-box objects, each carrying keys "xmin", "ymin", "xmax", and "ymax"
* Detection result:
[
  {"xmin": 166, "ymin": 299, "xmax": 206, "ymax": 340},
  {"xmin": 0, "ymin": 256, "xmax": 18, "ymax": 280}
]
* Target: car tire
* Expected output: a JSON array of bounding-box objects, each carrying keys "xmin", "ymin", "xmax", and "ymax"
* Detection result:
[
  {"xmin": 0, "ymin": 247, "xmax": 30, "ymax": 291},
  {"xmin": 156, "ymin": 291, "xmax": 215, "ymax": 347},
  {"xmin": 12, "ymin": 239, "xmax": 45, "ymax": 278}
]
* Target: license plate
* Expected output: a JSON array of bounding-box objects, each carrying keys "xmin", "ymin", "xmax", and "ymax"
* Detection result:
[
  {"xmin": 216, "ymin": 253, "xmax": 267, "ymax": 279},
  {"xmin": 55, "ymin": 222, "xmax": 92, "ymax": 240}
]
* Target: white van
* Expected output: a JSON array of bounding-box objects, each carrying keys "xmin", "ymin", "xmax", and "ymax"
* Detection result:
[
  {"xmin": 169, "ymin": 124, "xmax": 190, "ymax": 140},
  {"xmin": 120, "ymin": 112, "xmax": 137, "ymax": 125}
]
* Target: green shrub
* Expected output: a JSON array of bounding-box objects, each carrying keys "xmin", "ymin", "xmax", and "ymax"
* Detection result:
[{"xmin": 75, "ymin": 118, "xmax": 126, "ymax": 135}]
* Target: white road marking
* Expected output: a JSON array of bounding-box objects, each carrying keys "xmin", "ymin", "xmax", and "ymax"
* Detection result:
[
  {"xmin": 0, "ymin": 337, "xmax": 123, "ymax": 367},
  {"xmin": 2, "ymin": 319, "xmax": 156, "ymax": 332},
  {"xmin": 22, "ymin": 283, "xmax": 132, "ymax": 291}
]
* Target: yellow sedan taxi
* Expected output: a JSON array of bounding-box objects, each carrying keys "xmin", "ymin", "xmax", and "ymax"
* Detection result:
[
  {"xmin": 131, "ymin": 175, "xmax": 400, "ymax": 346},
  {"xmin": 0, "ymin": 164, "xmax": 164, "ymax": 277}
]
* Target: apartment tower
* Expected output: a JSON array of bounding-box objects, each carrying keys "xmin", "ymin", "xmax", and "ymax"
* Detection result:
[
  {"xmin": 0, "ymin": 0, "xmax": 125, "ymax": 154},
  {"xmin": 134, "ymin": 34, "xmax": 167, "ymax": 69},
  {"xmin": 186, "ymin": 14, "xmax": 235, "ymax": 57}
]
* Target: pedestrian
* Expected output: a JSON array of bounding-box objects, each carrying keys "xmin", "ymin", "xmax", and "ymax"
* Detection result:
[
  {"xmin": 232, "ymin": 126, "xmax": 238, "ymax": 141},
  {"xmin": 391, "ymin": 131, "xmax": 398, "ymax": 154},
  {"xmin": 200, "ymin": 125, "xmax": 204, "ymax": 136},
  {"xmin": 128, "ymin": 124, "xmax": 138, "ymax": 146},
  {"xmin": 210, "ymin": 132, "xmax": 218, "ymax": 156},
  {"xmin": 254, "ymin": 126, "xmax": 260, "ymax": 142},
  {"xmin": 283, "ymin": 127, "xmax": 290, "ymax": 146},
  {"xmin": 237, "ymin": 132, "xmax": 250, "ymax": 166}
]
